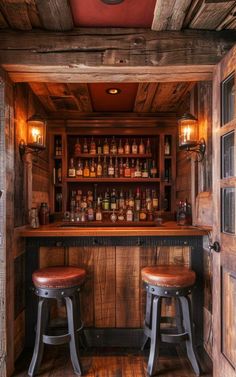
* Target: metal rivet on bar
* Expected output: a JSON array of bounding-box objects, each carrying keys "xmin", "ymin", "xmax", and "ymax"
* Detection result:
[
  {"xmin": 164, "ymin": 291, "xmax": 168, "ymax": 295},
  {"xmin": 61, "ymin": 291, "xmax": 65, "ymax": 295},
  {"xmin": 176, "ymin": 291, "xmax": 179, "ymax": 295},
  {"xmin": 151, "ymin": 288, "xmax": 155, "ymax": 292}
]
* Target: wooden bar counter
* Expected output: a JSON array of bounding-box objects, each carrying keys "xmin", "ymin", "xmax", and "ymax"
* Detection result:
[{"xmin": 18, "ymin": 222, "xmax": 208, "ymax": 349}]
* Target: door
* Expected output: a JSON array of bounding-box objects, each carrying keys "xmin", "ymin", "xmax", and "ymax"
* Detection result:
[{"xmin": 212, "ymin": 45, "xmax": 236, "ymax": 377}]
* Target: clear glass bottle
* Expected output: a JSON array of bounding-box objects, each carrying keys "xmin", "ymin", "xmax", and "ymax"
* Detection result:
[
  {"xmin": 126, "ymin": 206, "xmax": 133, "ymax": 222},
  {"xmin": 110, "ymin": 209, "xmax": 117, "ymax": 223},
  {"xmin": 135, "ymin": 188, "xmax": 141, "ymax": 211},
  {"xmin": 95, "ymin": 205, "xmax": 103, "ymax": 221},
  {"xmin": 68, "ymin": 158, "xmax": 76, "ymax": 177},
  {"xmin": 164, "ymin": 136, "xmax": 171, "ymax": 155}
]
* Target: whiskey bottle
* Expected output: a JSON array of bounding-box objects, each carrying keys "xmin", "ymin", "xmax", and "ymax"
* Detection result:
[
  {"xmin": 128, "ymin": 190, "xmax": 134, "ymax": 208},
  {"xmin": 74, "ymin": 138, "xmax": 81, "ymax": 156},
  {"xmin": 146, "ymin": 138, "xmax": 151, "ymax": 154},
  {"xmin": 68, "ymin": 158, "xmax": 76, "ymax": 177},
  {"xmin": 142, "ymin": 161, "xmax": 149, "ymax": 178},
  {"xmin": 57, "ymin": 161, "xmax": 62, "ymax": 183},
  {"xmin": 83, "ymin": 160, "xmax": 90, "ymax": 177},
  {"xmin": 83, "ymin": 138, "xmax": 88, "ymax": 153},
  {"xmin": 102, "ymin": 190, "xmax": 110, "ymax": 211},
  {"xmin": 110, "ymin": 136, "xmax": 117, "ymax": 155},
  {"xmin": 108, "ymin": 157, "xmax": 114, "ymax": 177},
  {"xmin": 90, "ymin": 137, "xmax": 96, "ymax": 155},
  {"xmin": 110, "ymin": 209, "xmax": 117, "ymax": 223},
  {"xmin": 150, "ymin": 160, "xmax": 157, "ymax": 178},
  {"xmin": 134, "ymin": 159, "xmax": 142, "ymax": 178},
  {"xmin": 146, "ymin": 189, "xmax": 152, "ymax": 212},
  {"xmin": 95, "ymin": 205, "xmax": 103, "ymax": 221},
  {"xmin": 90, "ymin": 159, "xmax": 96, "ymax": 178},
  {"xmin": 114, "ymin": 157, "xmax": 119, "ymax": 178},
  {"xmin": 132, "ymin": 139, "xmax": 138, "ymax": 154},
  {"xmin": 103, "ymin": 157, "xmax": 108, "ymax": 177},
  {"xmin": 103, "ymin": 138, "xmax": 109, "ymax": 155},
  {"xmin": 124, "ymin": 139, "xmax": 130, "ymax": 154},
  {"xmin": 97, "ymin": 139, "xmax": 102, "ymax": 155},
  {"xmin": 130, "ymin": 158, "xmax": 135, "ymax": 178},
  {"xmin": 135, "ymin": 187, "xmax": 141, "ymax": 211},
  {"xmin": 76, "ymin": 159, "xmax": 83, "ymax": 177},
  {"xmin": 118, "ymin": 139, "xmax": 124, "ymax": 155},
  {"xmin": 139, "ymin": 201, "xmax": 147, "ymax": 221},
  {"xmin": 119, "ymin": 157, "xmax": 124, "ymax": 177},
  {"xmin": 152, "ymin": 190, "xmax": 159, "ymax": 210},
  {"xmin": 164, "ymin": 136, "xmax": 171, "ymax": 155},
  {"xmin": 110, "ymin": 188, "xmax": 117, "ymax": 210},
  {"xmin": 119, "ymin": 189, "xmax": 125, "ymax": 209},
  {"xmin": 126, "ymin": 206, "xmax": 133, "ymax": 222},
  {"xmin": 124, "ymin": 158, "xmax": 131, "ymax": 177},
  {"xmin": 139, "ymin": 138, "xmax": 145, "ymax": 155},
  {"xmin": 96, "ymin": 156, "xmax": 103, "ymax": 177}
]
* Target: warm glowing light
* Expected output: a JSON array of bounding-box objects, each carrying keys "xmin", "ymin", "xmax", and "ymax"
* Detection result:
[
  {"xmin": 106, "ymin": 88, "xmax": 121, "ymax": 95},
  {"xmin": 183, "ymin": 126, "xmax": 191, "ymax": 142},
  {"xmin": 31, "ymin": 128, "xmax": 41, "ymax": 143}
]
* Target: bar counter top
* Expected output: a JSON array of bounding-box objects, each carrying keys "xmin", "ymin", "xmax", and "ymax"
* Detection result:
[{"xmin": 17, "ymin": 221, "xmax": 210, "ymax": 237}]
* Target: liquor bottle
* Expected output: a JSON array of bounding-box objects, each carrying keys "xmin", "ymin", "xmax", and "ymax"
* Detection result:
[
  {"xmin": 90, "ymin": 137, "xmax": 96, "ymax": 155},
  {"xmin": 124, "ymin": 139, "xmax": 130, "ymax": 154},
  {"xmin": 135, "ymin": 188, "xmax": 141, "ymax": 211},
  {"xmin": 74, "ymin": 138, "xmax": 81, "ymax": 156},
  {"xmin": 126, "ymin": 206, "xmax": 133, "ymax": 221},
  {"xmin": 124, "ymin": 158, "xmax": 131, "ymax": 178},
  {"xmin": 150, "ymin": 160, "xmax": 157, "ymax": 178},
  {"xmin": 117, "ymin": 208, "xmax": 125, "ymax": 221},
  {"xmin": 146, "ymin": 189, "xmax": 152, "ymax": 212},
  {"xmin": 139, "ymin": 138, "xmax": 145, "ymax": 155},
  {"xmin": 103, "ymin": 138, "xmax": 109, "ymax": 155},
  {"xmin": 90, "ymin": 158, "xmax": 96, "ymax": 178},
  {"xmin": 87, "ymin": 203, "xmax": 94, "ymax": 221},
  {"xmin": 132, "ymin": 139, "xmax": 138, "ymax": 154},
  {"xmin": 57, "ymin": 161, "xmax": 62, "ymax": 183},
  {"xmin": 118, "ymin": 139, "xmax": 124, "ymax": 155},
  {"xmin": 139, "ymin": 200, "xmax": 147, "ymax": 221},
  {"xmin": 152, "ymin": 190, "xmax": 158, "ymax": 210},
  {"xmin": 119, "ymin": 189, "xmax": 125, "ymax": 209},
  {"xmin": 70, "ymin": 190, "xmax": 76, "ymax": 211},
  {"xmin": 130, "ymin": 159, "xmax": 135, "ymax": 178},
  {"xmin": 142, "ymin": 161, "xmax": 149, "ymax": 178},
  {"xmin": 76, "ymin": 159, "xmax": 83, "ymax": 177},
  {"xmin": 102, "ymin": 190, "xmax": 110, "ymax": 211},
  {"xmin": 110, "ymin": 209, "xmax": 117, "ymax": 223},
  {"xmin": 97, "ymin": 139, "xmax": 102, "ymax": 155},
  {"xmin": 146, "ymin": 138, "xmax": 151, "ymax": 154},
  {"xmin": 87, "ymin": 190, "xmax": 93, "ymax": 203},
  {"xmin": 55, "ymin": 138, "xmax": 59, "ymax": 156},
  {"xmin": 164, "ymin": 136, "xmax": 171, "ymax": 155},
  {"xmin": 68, "ymin": 158, "xmax": 76, "ymax": 177},
  {"xmin": 164, "ymin": 165, "xmax": 170, "ymax": 182},
  {"xmin": 96, "ymin": 156, "xmax": 103, "ymax": 177},
  {"xmin": 110, "ymin": 188, "xmax": 117, "ymax": 210},
  {"xmin": 81, "ymin": 195, "xmax": 88, "ymax": 209},
  {"xmin": 83, "ymin": 138, "xmax": 88, "ymax": 153},
  {"xmin": 95, "ymin": 205, "xmax": 103, "ymax": 221},
  {"xmin": 128, "ymin": 190, "xmax": 134, "ymax": 208},
  {"xmin": 110, "ymin": 136, "xmax": 117, "ymax": 155},
  {"xmin": 119, "ymin": 157, "xmax": 124, "ymax": 177},
  {"xmin": 114, "ymin": 157, "xmax": 119, "ymax": 178},
  {"xmin": 83, "ymin": 160, "xmax": 90, "ymax": 177},
  {"xmin": 108, "ymin": 157, "xmax": 114, "ymax": 177},
  {"xmin": 134, "ymin": 159, "xmax": 142, "ymax": 178},
  {"xmin": 103, "ymin": 157, "xmax": 108, "ymax": 177}
]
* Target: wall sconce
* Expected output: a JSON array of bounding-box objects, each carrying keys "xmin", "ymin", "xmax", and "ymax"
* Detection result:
[
  {"xmin": 19, "ymin": 114, "xmax": 46, "ymax": 160},
  {"xmin": 178, "ymin": 113, "xmax": 206, "ymax": 162}
]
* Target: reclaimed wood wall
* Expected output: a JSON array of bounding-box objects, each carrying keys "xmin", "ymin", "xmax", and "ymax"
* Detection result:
[
  {"xmin": 39, "ymin": 245, "xmax": 190, "ymax": 328},
  {"xmin": 13, "ymin": 83, "xmax": 49, "ymax": 361}
]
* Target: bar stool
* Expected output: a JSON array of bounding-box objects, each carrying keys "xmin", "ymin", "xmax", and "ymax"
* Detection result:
[
  {"xmin": 141, "ymin": 265, "xmax": 200, "ymax": 376},
  {"xmin": 28, "ymin": 266, "xmax": 87, "ymax": 377}
]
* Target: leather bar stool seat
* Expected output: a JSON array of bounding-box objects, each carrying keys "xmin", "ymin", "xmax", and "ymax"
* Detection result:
[
  {"xmin": 28, "ymin": 266, "xmax": 87, "ymax": 377},
  {"xmin": 141, "ymin": 265, "xmax": 200, "ymax": 376}
]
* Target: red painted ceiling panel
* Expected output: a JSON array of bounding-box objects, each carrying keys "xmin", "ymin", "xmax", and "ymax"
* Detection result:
[
  {"xmin": 69, "ymin": 0, "xmax": 156, "ymax": 28},
  {"xmin": 88, "ymin": 83, "xmax": 138, "ymax": 112}
]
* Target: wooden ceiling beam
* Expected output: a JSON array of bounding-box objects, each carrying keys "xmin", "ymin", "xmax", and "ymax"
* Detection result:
[
  {"xmin": 152, "ymin": 0, "xmax": 192, "ymax": 31},
  {"xmin": 0, "ymin": 0, "xmax": 32, "ymax": 30},
  {"xmin": 134, "ymin": 83, "xmax": 158, "ymax": 112},
  {"xmin": 35, "ymin": 0, "xmax": 74, "ymax": 31}
]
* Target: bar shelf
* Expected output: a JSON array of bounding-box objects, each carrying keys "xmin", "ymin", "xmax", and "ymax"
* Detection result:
[{"xmin": 65, "ymin": 177, "xmax": 161, "ymax": 183}]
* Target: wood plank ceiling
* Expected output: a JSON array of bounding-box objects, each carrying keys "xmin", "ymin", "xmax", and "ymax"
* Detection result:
[
  {"xmin": 1, "ymin": 0, "xmax": 232, "ymax": 114},
  {"xmin": 0, "ymin": 0, "xmax": 236, "ymax": 31}
]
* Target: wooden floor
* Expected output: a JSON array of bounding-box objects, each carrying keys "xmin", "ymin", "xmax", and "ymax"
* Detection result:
[{"xmin": 14, "ymin": 346, "xmax": 212, "ymax": 377}]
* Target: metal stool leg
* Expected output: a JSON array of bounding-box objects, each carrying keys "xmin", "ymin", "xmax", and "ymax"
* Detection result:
[
  {"xmin": 179, "ymin": 296, "xmax": 201, "ymax": 376},
  {"xmin": 175, "ymin": 297, "xmax": 184, "ymax": 333},
  {"xmin": 65, "ymin": 296, "xmax": 83, "ymax": 376},
  {"xmin": 142, "ymin": 291, "xmax": 152, "ymax": 350},
  {"xmin": 74, "ymin": 291, "xmax": 88, "ymax": 349},
  {"xmin": 28, "ymin": 298, "xmax": 49, "ymax": 377},
  {"xmin": 147, "ymin": 296, "xmax": 162, "ymax": 376}
]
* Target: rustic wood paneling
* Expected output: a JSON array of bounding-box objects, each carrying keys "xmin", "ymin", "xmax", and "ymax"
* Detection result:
[
  {"xmin": 152, "ymin": 0, "xmax": 192, "ymax": 31},
  {"xmin": 151, "ymin": 82, "xmax": 194, "ymax": 112},
  {"xmin": 14, "ymin": 310, "xmax": 25, "ymax": 361},
  {"xmin": 190, "ymin": 0, "xmax": 236, "ymax": 30},
  {"xmin": 14, "ymin": 253, "xmax": 25, "ymax": 319},
  {"xmin": 0, "ymin": 11, "xmax": 8, "ymax": 28},
  {"xmin": 69, "ymin": 247, "xmax": 94, "ymax": 327},
  {"xmin": 35, "ymin": 0, "xmax": 73, "ymax": 31},
  {"xmin": 116, "ymin": 247, "xmax": 140, "ymax": 328},
  {"xmin": 39, "ymin": 246, "xmax": 66, "ymax": 269},
  {"xmin": 0, "ymin": 0, "xmax": 32, "ymax": 30},
  {"xmin": 94, "ymin": 247, "xmax": 116, "ymax": 328},
  {"xmin": 133, "ymin": 83, "xmax": 158, "ymax": 112}
]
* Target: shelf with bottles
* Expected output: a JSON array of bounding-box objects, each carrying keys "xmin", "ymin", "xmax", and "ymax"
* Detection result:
[
  {"xmin": 54, "ymin": 135, "xmax": 63, "ymax": 158},
  {"xmin": 65, "ymin": 177, "xmax": 160, "ymax": 183},
  {"xmin": 72, "ymin": 153, "xmax": 152, "ymax": 159}
]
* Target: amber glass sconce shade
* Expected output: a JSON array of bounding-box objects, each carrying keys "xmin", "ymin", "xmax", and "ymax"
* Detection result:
[
  {"xmin": 19, "ymin": 114, "xmax": 46, "ymax": 160},
  {"xmin": 178, "ymin": 113, "xmax": 206, "ymax": 161}
]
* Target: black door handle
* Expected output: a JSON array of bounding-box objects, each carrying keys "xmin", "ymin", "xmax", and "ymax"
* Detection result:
[{"xmin": 209, "ymin": 241, "xmax": 220, "ymax": 253}]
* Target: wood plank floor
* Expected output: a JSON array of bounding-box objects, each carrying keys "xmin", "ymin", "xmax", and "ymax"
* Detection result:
[{"xmin": 14, "ymin": 346, "xmax": 212, "ymax": 377}]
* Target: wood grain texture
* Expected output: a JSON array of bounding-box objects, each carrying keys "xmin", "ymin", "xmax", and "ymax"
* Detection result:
[
  {"xmin": 68, "ymin": 247, "xmax": 94, "ymax": 327},
  {"xmin": 152, "ymin": 0, "xmax": 192, "ymax": 31},
  {"xmin": 0, "ymin": 0, "xmax": 32, "ymax": 30},
  {"xmin": 35, "ymin": 0, "xmax": 73, "ymax": 31},
  {"xmin": 94, "ymin": 247, "xmax": 116, "ymax": 327},
  {"xmin": 116, "ymin": 246, "xmax": 140, "ymax": 327},
  {"xmin": 190, "ymin": 0, "xmax": 236, "ymax": 30},
  {"xmin": 0, "ymin": 11, "xmax": 8, "ymax": 28},
  {"xmin": 14, "ymin": 310, "xmax": 25, "ymax": 361}
]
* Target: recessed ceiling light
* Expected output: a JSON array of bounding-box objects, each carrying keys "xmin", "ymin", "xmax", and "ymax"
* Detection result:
[
  {"xmin": 106, "ymin": 88, "xmax": 121, "ymax": 95},
  {"xmin": 101, "ymin": 0, "xmax": 124, "ymax": 4}
]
